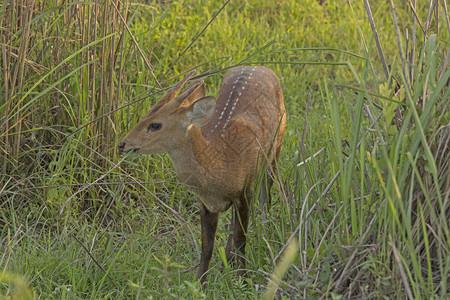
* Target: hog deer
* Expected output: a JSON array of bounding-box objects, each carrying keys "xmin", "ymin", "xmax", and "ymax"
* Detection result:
[{"xmin": 118, "ymin": 66, "xmax": 286, "ymax": 283}]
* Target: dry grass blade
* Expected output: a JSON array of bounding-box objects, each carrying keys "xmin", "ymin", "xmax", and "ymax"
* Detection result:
[
  {"xmin": 439, "ymin": 47, "xmax": 449, "ymax": 83},
  {"xmin": 390, "ymin": 236, "xmax": 414, "ymax": 300},
  {"xmin": 0, "ymin": 225, "xmax": 25, "ymax": 272},
  {"xmin": 389, "ymin": 0, "xmax": 408, "ymax": 88},
  {"xmin": 442, "ymin": 0, "xmax": 450, "ymax": 36},
  {"xmin": 274, "ymin": 181, "xmax": 320, "ymax": 263},
  {"xmin": 306, "ymin": 205, "xmax": 343, "ymax": 272},
  {"xmin": 6, "ymin": 50, "xmax": 49, "ymax": 73},
  {"xmin": 109, "ymin": 0, "xmax": 161, "ymax": 89},
  {"xmin": 363, "ymin": 0, "xmax": 390, "ymax": 81},
  {"xmin": 409, "ymin": 0, "xmax": 417, "ymax": 86},
  {"xmin": 161, "ymin": 0, "xmax": 231, "ymax": 79},
  {"xmin": 90, "ymin": 183, "xmax": 124, "ymax": 253},
  {"xmin": 424, "ymin": 0, "xmax": 439, "ymax": 40},
  {"xmin": 264, "ymin": 239, "xmax": 299, "ymax": 300},
  {"xmin": 70, "ymin": 233, "xmax": 117, "ymax": 288},
  {"xmin": 406, "ymin": 0, "xmax": 426, "ymax": 33},
  {"xmin": 9, "ymin": 2, "xmax": 34, "ymax": 159},
  {"xmin": 332, "ymin": 211, "xmax": 378, "ymax": 293}
]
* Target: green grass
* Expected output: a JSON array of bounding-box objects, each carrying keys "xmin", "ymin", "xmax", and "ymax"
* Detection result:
[{"xmin": 1, "ymin": 0, "xmax": 449, "ymax": 299}]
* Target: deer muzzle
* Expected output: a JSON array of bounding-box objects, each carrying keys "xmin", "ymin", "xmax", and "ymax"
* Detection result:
[{"xmin": 118, "ymin": 142, "xmax": 138, "ymax": 154}]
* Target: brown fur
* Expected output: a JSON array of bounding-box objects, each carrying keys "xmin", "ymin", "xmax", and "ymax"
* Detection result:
[{"xmin": 119, "ymin": 66, "xmax": 286, "ymax": 283}]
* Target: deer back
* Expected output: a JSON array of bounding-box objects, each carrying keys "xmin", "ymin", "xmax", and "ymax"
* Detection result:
[{"xmin": 198, "ymin": 66, "xmax": 285, "ymax": 178}]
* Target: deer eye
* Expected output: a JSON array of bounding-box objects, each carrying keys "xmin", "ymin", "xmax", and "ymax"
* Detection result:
[{"xmin": 148, "ymin": 122, "xmax": 162, "ymax": 132}]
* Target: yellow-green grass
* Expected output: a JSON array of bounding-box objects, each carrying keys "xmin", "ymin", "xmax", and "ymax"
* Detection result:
[{"xmin": 1, "ymin": 0, "xmax": 448, "ymax": 298}]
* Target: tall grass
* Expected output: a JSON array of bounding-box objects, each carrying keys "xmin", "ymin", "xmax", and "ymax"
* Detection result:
[{"xmin": 0, "ymin": 0, "xmax": 448, "ymax": 299}]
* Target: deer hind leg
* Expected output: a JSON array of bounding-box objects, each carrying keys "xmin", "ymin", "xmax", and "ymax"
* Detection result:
[
  {"xmin": 197, "ymin": 203, "xmax": 219, "ymax": 284},
  {"xmin": 225, "ymin": 206, "xmax": 236, "ymax": 263},
  {"xmin": 259, "ymin": 170, "xmax": 274, "ymax": 222},
  {"xmin": 225, "ymin": 192, "xmax": 250, "ymax": 277},
  {"xmin": 259, "ymin": 142, "xmax": 282, "ymax": 220}
]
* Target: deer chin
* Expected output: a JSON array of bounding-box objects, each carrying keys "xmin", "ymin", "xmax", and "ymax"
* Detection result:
[
  {"xmin": 134, "ymin": 148, "xmax": 167, "ymax": 155},
  {"xmin": 121, "ymin": 148, "xmax": 140, "ymax": 156}
]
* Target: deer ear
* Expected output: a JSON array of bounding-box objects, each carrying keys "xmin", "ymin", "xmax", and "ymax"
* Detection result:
[
  {"xmin": 176, "ymin": 81, "xmax": 206, "ymax": 108},
  {"xmin": 188, "ymin": 96, "xmax": 216, "ymax": 127}
]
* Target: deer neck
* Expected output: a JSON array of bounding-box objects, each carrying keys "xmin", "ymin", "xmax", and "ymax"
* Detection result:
[{"xmin": 168, "ymin": 125, "xmax": 216, "ymax": 187}]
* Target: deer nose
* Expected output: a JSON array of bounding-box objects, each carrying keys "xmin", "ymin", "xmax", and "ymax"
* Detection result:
[{"xmin": 118, "ymin": 142, "xmax": 125, "ymax": 152}]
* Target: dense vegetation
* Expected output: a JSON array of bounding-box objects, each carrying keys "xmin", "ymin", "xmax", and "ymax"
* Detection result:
[{"xmin": 1, "ymin": 0, "xmax": 448, "ymax": 299}]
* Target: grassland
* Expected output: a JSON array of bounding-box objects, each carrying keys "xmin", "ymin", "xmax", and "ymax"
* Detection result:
[{"xmin": 1, "ymin": 0, "xmax": 449, "ymax": 299}]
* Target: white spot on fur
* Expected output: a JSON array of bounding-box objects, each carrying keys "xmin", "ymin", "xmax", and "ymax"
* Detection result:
[{"xmin": 213, "ymin": 70, "xmax": 259, "ymax": 131}]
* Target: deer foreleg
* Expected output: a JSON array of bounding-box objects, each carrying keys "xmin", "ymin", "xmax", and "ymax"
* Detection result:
[{"xmin": 197, "ymin": 204, "xmax": 219, "ymax": 284}]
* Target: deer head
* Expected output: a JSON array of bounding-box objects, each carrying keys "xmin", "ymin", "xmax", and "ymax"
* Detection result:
[{"xmin": 119, "ymin": 71, "xmax": 216, "ymax": 154}]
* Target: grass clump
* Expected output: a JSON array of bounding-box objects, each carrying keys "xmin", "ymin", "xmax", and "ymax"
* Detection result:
[{"xmin": 1, "ymin": 0, "xmax": 448, "ymax": 298}]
